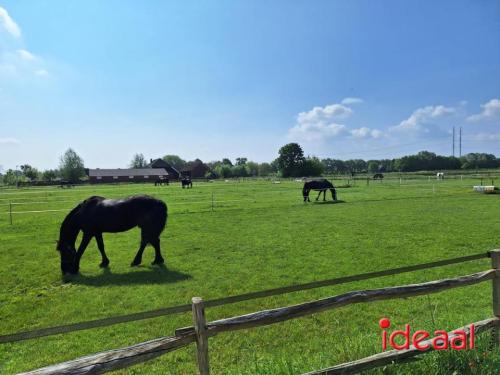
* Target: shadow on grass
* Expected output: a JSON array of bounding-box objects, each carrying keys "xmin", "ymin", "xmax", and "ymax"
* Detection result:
[
  {"xmin": 67, "ymin": 265, "xmax": 192, "ymax": 286},
  {"xmin": 312, "ymin": 199, "xmax": 346, "ymax": 205}
]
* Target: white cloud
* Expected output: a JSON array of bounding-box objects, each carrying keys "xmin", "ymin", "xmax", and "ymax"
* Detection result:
[
  {"xmin": 466, "ymin": 98, "xmax": 500, "ymax": 122},
  {"xmin": 17, "ymin": 49, "xmax": 37, "ymax": 61},
  {"xmin": 0, "ymin": 7, "xmax": 21, "ymax": 38},
  {"xmin": 289, "ymin": 101, "xmax": 385, "ymax": 142},
  {"xmin": 350, "ymin": 127, "xmax": 383, "ymax": 139},
  {"xmin": 297, "ymin": 103, "xmax": 353, "ymax": 124},
  {"xmin": 290, "ymin": 102, "xmax": 354, "ymax": 141},
  {"xmin": 289, "ymin": 122, "xmax": 347, "ymax": 142},
  {"xmin": 341, "ymin": 97, "xmax": 364, "ymax": 105},
  {"xmin": 0, "ymin": 137, "xmax": 20, "ymax": 145},
  {"xmin": 391, "ymin": 105, "xmax": 456, "ymax": 133}
]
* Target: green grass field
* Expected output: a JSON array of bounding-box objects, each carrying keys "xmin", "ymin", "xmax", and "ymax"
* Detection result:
[{"xmin": 0, "ymin": 178, "xmax": 499, "ymax": 374}]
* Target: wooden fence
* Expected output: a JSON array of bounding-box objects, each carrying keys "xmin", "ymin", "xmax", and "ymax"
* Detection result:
[{"xmin": 10, "ymin": 250, "xmax": 500, "ymax": 374}]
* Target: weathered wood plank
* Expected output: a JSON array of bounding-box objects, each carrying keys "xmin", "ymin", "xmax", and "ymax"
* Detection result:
[
  {"xmin": 18, "ymin": 333, "xmax": 195, "ymax": 375},
  {"xmin": 490, "ymin": 250, "xmax": 500, "ymax": 347},
  {"xmin": 303, "ymin": 317, "xmax": 500, "ymax": 375},
  {"xmin": 192, "ymin": 297, "xmax": 210, "ymax": 375},
  {"xmin": 176, "ymin": 270, "xmax": 497, "ymax": 337}
]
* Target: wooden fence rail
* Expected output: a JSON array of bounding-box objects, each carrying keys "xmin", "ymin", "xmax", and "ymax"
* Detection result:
[
  {"xmin": 19, "ymin": 250, "xmax": 500, "ymax": 375},
  {"xmin": 175, "ymin": 270, "xmax": 496, "ymax": 337},
  {"xmin": 1, "ymin": 252, "xmax": 487, "ymax": 344}
]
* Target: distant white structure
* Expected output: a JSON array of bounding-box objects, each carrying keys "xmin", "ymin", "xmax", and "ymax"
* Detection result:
[
  {"xmin": 473, "ymin": 186, "xmax": 496, "ymax": 194},
  {"xmin": 436, "ymin": 172, "xmax": 444, "ymax": 180}
]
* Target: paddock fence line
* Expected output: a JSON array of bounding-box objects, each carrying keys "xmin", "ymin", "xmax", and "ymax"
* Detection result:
[
  {"xmin": 0, "ymin": 186, "xmax": 481, "ymax": 225},
  {"xmin": 0, "ymin": 252, "xmax": 487, "ymax": 344},
  {"xmin": 17, "ymin": 249, "xmax": 500, "ymax": 375}
]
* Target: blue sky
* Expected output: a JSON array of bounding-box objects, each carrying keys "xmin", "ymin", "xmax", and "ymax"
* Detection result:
[{"xmin": 0, "ymin": 0, "xmax": 499, "ymax": 170}]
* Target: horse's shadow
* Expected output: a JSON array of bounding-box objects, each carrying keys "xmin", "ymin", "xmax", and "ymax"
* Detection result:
[
  {"xmin": 312, "ymin": 199, "xmax": 346, "ymax": 205},
  {"xmin": 67, "ymin": 265, "xmax": 191, "ymax": 286}
]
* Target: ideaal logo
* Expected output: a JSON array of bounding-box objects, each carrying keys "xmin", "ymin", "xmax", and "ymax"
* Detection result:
[{"xmin": 379, "ymin": 318, "xmax": 475, "ymax": 351}]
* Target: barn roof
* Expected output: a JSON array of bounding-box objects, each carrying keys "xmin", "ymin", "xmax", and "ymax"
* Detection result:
[{"xmin": 87, "ymin": 168, "xmax": 168, "ymax": 177}]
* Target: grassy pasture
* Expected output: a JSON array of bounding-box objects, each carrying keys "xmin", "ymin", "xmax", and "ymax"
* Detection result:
[{"xmin": 0, "ymin": 178, "xmax": 499, "ymax": 374}]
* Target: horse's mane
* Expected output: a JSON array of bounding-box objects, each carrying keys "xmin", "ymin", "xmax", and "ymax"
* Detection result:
[{"xmin": 58, "ymin": 202, "xmax": 84, "ymax": 250}]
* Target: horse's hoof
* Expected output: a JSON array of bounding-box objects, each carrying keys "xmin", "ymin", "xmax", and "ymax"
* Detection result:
[
  {"xmin": 152, "ymin": 258, "xmax": 165, "ymax": 265},
  {"xmin": 99, "ymin": 261, "xmax": 110, "ymax": 268},
  {"xmin": 130, "ymin": 260, "xmax": 141, "ymax": 267}
]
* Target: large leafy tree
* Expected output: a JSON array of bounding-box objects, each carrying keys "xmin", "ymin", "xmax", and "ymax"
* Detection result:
[
  {"xmin": 2, "ymin": 169, "xmax": 18, "ymax": 185},
  {"xmin": 221, "ymin": 158, "xmax": 233, "ymax": 166},
  {"xmin": 20, "ymin": 164, "xmax": 39, "ymax": 180},
  {"xmin": 129, "ymin": 153, "xmax": 147, "ymax": 168},
  {"xmin": 162, "ymin": 155, "xmax": 187, "ymax": 170},
  {"xmin": 42, "ymin": 169, "xmax": 59, "ymax": 181},
  {"xmin": 235, "ymin": 157, "xmax": 247, "ymax": 166},
  {"xmin": 59, "ymin": 148, "xmax": 85, "ymax": 183},
  {"xmin": 277, "ymin": 143, "xmax": 305, "ymax": 177}
]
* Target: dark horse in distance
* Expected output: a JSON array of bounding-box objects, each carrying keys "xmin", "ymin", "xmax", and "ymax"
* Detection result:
[
  {"xmin": 181, "ymin": 178, "xmax": 192, "ymax": 188},
  {"xmin": 303, "ymin": 179, "xmax": 337, "ymax": 202},
  {"xmin": 154, "ymin": 178, "xmax": 169, "ymax": 186},
  {"xmin": 57, "ymin": 195, "xmax": 167, "ymax": 274}
]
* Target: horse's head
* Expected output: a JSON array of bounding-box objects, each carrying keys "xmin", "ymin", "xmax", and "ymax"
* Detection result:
[
  {"xmin": 302, "ymin": 184, "xmax": 309, "ymax": 201},
  {"xmin": 56, "ymin": 240, "xmax": 78, "ymax": 274}
]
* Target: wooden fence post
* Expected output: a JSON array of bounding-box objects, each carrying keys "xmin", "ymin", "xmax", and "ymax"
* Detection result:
[
  {"xmin": 192, "ymin": 297, "xmax": 210, "ymax": 375},
  {"xmin": 490, "ymin": 250, "xmax": 500, "ymax": 346}
]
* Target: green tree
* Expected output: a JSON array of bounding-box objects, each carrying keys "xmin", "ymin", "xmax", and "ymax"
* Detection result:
[
  {"xmin": 2, "ymin": 169, "xmax": 17, "ymax": 185},
  {"xmin": 42, "ymin": 169, "xmax": 59, "ymax": 181},
  {"xmin": 301, "ymin": 157, "xmax": 324, "ymax": 176},
  {"xmin": 59, "ymin": 148, "xmax": 85, "ymax": 183},
  {"xmin": 231, "ymin": 164, "xmax": 248, "ymax": 177},
  {"xmin": 20, "ymin": 164, "xmax": 39, "ymax": 180},
  {"xmin": 246, "ymin": 161, "xmax": 259, "ymax": 176},
  {"xmin": 277, "ymin": 143, "xmax": 305, "ymax": 177},
  {"xmin": 258, "ymin": 162, "xmax": 274, "ymax": 176},
  {"xmin": 129, "ymin": 153, "xmax": 147, "ymax": 168},
  {"xmin": 222, "ymin": 158, "xmax": 233, "ymax": 166},
  {"xmin": 162, "ymin": 155, "xmax": 187, "ymax": 170},
  {"xmin": 235, "ymin": 157, "xmax": 247, "ymax": 166},
  {"xmin": 214, "ymin": 164, "xmax": 232, "ymax": 178},
  {"xmin": 367, "ymin": 161, "xmax": 380, "ymax": 173}
]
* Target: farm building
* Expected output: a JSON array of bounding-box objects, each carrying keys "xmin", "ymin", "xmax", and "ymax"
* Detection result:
[
  {"xmin": 86, "ymin": 168, "xmax": 168, "ymax": 183},
  {"xmin": 181, "ymin": 159, "xmax": 210, "ymax": 179},
  {"xmin": 148, "ymin": 158, "xmax": 181, "ymax": 179}
]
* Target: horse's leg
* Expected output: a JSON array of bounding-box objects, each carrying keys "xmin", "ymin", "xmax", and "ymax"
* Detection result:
[
  {"xmin": 75, "ymin": 232, "xmax": 93, "ymax": 271},
  {"xmin": 150, "ymin": 237, "xmax": 165, "ymax": 265},
  {"xmin": 95, "ymin": 233, "xmax": 110, "ymax": 268},
  {"xmin": 323, "ymin": 189, "xmax": 326, "ymax": 201},
  {"xmin": 315, "ymin": 190, "xmax": 321, "ymax": 201},
  {"xmin": 131, "ymin": 233, "xmax": 148, "ymax": 266}
]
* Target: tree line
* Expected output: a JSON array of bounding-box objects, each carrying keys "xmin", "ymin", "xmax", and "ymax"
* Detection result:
[{"xmin": 1, "ymin": 144, "xmax": 499, "ymax": 185}]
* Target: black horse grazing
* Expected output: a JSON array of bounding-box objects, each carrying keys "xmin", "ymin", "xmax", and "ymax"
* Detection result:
[
  {"xmin": 181, "ymin": 178, "xmax": 192, "ymax": 188},
  {"xmin": 373, "ymin": 173, "xmax": 384, "ymax": 180},
  {"xmin": 303, "ymin": 179, "xmax": 337, "ymax": 202},
  {"xmin": 154, "ymin": 178, "xmax": 169, "ymax": 186},
  {"xmin": 57, "ymin": 195, "xmax": 167, "ymax": 274}
]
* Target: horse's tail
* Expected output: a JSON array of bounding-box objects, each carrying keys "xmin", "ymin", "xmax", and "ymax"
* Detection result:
[{"xmin": 155, "ymin": 200, "xmax": 168, "ymax": 235}]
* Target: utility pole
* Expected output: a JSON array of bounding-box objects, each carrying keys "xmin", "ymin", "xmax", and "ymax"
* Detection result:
[
  {"xmin": 459, "ymin": 126, "xmax": 462, "ymax": 157},
  {"xmin": 452, "ymin": 126, "xmax": 455, "ymax": 157}
]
